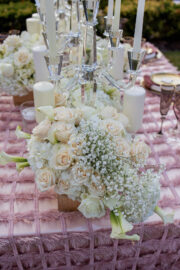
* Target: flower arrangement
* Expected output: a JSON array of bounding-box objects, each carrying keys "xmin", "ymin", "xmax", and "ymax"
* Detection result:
[
  {"xmin": 0, "ymin": 104, "xmax": 173, "ymax": 240},
  {"xmin": 0, "ymin": 31, "xmax": 43, "ymax": 96}
]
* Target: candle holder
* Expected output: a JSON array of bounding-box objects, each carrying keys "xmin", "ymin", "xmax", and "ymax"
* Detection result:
[
  {"xmin": 104, "ymin": 16, "xmax": 112, "ymax": 37},
  {"xmin": 44, "ymin": 54, "xmax": 63, "ymax": 82},
  {"xmin": 109, "ymin": 29, "xmax": 123, "ymax": 48},
  {"xmin": 128, "ymin": 48, "xmax": 146, "ymax": 74},
  {"xmin": 20, "ymin": 101, "xmax": 36, "ymax": 133},
  {"xmin": 102, "ymin": 46, "xmax": 145, "ymax": 92},
  {"xmin": 82, "ymin": 0, "xmax": 99, "ymax": 26}
]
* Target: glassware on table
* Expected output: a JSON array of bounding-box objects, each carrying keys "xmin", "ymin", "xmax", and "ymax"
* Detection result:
[
  {"xmin": 166, "ymin": 87, "xmax": 180, "ymax": 142},
  {"xmin": 158, "ymin": 84, "xmax": 174, "ymax": 135},
  {"xmin": 20, "ymin": 101, "xmax": 36, "ymax": 133}
]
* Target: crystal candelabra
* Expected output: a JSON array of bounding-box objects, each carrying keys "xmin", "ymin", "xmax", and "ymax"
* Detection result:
[
  {"xmin": 102, "ymin": 20, "xmax": 146, "ymax": 92},
  {"xmin": 34, "ymin": 0, "xmax": 146, "ymax": 100},
  {"xmin": 78, "ymin": 0, "xmax": 99, "ymax": 104}
]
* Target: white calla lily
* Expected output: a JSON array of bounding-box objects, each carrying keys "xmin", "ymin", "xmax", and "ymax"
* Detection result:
[
  {"xmin": 0, "ymin": 151, "xmax": 27, "ymax": 165},
  {"xmin": 110, "ymin": 211, "xmax": 140, "ymax": 241},
  {"xmin": 154, "ymin": 206, "xmax": 174, "ymax": 225},
  {"xmin": 15, "ymin": 126, "xmax": 31, "ymax": 139},
  {"xmin": 37, "ymin": 106, "xmax": 54, "ymax": 120}
]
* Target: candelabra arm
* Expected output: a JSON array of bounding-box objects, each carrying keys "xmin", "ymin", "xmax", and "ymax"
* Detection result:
[
  {"xmin": 102, "ymin": 70, "xmax": 139, "ymax": 92},
  {"xmin": 102, "ymin": 71, "xmax": 122, "ymax": 92}
]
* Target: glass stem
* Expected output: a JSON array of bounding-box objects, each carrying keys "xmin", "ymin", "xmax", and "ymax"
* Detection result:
[
  {"xmin": 158, "ymin": 115, "xmax": 166, "ymax": 135},
  {"xmin": 176, "ymin": 120, "xmax": 180, "ymax": 132}
]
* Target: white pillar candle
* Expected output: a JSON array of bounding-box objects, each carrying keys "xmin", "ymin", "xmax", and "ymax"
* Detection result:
[
  {"xmin": 32, "ymin": 45, "xmax": 49, "ymax": 82},
  {"xmin": 32, "ymin": 13, "xmax": 40, "ymax": 19},
  {"xmin": 123, "ymin": 86, "xmax": 145, "ymax": 133},
  {"xmin": 40, "ymin": 0, "xmax": 46, "ymax": 14},
  {"xmin": 112, "ymin": 0, "xmax": 121, "ymax": 32},
  {"xmin": 26, "ymin": 18, "xmax": 41, "ymax": 35},
  {"xmin": 110, "ymin": 45, "xmax": 124, "ymax": 80},
  {"xmin": 33, "ymin": 81, "xmax": 55, "ymax": 123},
  {"xmin": 45, "ymin": 0, "xmax": 57, "ymax": 64},
  {"xmin": 107, "ymin": 0, "xmax": 114, "ymax": 24},
  {"xmin": 133, "ymin": 0, "xmax": 146, "ymax": 55}
]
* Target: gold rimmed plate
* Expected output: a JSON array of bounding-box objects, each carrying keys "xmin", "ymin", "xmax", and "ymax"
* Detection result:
[{"xmin": 151, "ymin": 73, "xmax": 180, "ymax": 87}]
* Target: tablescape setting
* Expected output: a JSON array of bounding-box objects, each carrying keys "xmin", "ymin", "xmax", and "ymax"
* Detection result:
[{"xmin": 0, "ymin": 0, "xmax": 180, "ymax": 269}]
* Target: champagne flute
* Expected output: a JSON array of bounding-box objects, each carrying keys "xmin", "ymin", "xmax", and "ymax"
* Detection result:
[
  {"xmin": 168, "ymin": 87, "xmax": 180, "ymax": 141},
  {"xmin": 158, "ymin": 84, "xmax": 174, "ymax": 135}
]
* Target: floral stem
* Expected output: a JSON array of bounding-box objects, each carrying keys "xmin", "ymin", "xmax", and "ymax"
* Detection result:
[
  {"xmin": 16, "ymin": 162, "xmax": 30, "ymax": 172},
  {"xmin": 154, "ymin": 206, "xmax": 174, "ymax": 224}
]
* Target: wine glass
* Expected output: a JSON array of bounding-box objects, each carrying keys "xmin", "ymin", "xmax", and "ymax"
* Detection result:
[
  {"xmin": 167, "ymin": 86, "xmax": 180, "ymax": 142},
  {"xmin": 158, "ymin": 84, "xmax": 174, "ymax": 135},
  {"xmin": 20, "ymin": 101, "xmax": 36, "ymax": 133}
]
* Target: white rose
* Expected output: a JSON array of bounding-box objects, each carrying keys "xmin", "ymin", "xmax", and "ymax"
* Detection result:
[
  {"xmin": 117, "ymin": 113, "xmax": 129, "ymax": 128},
  {"xmin": 35, "ymin": 167, "xmax": 56, "ymax": 191},
  {"xmin": 74, "ymin": 108, "xmax": 83, "ymax": 125},
  {"xmin": 54, "ymin": 107, "xmax": 75, "ymax": 123},
  {"xmin": 69, "ymin": 136, "xmax": 83, "ymax": 156},
  {"xmin": 4, "ymin": 35, "xmax": 21, "ymax": 51},
  {"xmin": 55, "ymin": 92, "xmax": 69, "ymax": 107},
  {"xmin": 100, "ymin": 106, "xmax": 119, "ymax": 120},
  {"xmin": 55, "ymin": 170, "xmax": 81, "ymax": 200},
  {"xmin": 78, "ymin": 195, "xmax": 105, "ymax": 218},
  {"xmin": 48, "ymin": 122, "xmax": 75, "ymax": 144},
  {"xmin": 79, "ymin": 106, "xmax": 96, "ymax": 120},
  {"xmin": 88, "ymin": 172, "xmax": 106, "ymax": 197},
  {"xmin": 1, "ymin": 63, "xmax": 14, "ymax": 77},
  {"xmin": 0, "ymin": 44, "xmax": 7, "ymax": 57},
  {"xmin": 115, "ymin": 138, "xmax": 130, "ymax": 157},
  {"xmin": 72, "ymin": 165, "xmax": 92, "ymax": 185},
  {"xmin": 101, "ymin": 119, "xmax": 125, "ymax": 137},
  {"xmin": 55, "ymin": 172, "xmax": 71, "ymax": 194},
  {"xmin": 49, "ymin": 144, "xmax": 73, "ymax": 170},
  {"xmin": 130, "ymin": 140, "xmax": 151, "ymax": 163},
  {"xmin": 14, "ymin": 48, "xmax": 32, "ymax": 67},
  {"xmin": 33, "ymin": 118, "xmax": 51, "ymax": 140}
]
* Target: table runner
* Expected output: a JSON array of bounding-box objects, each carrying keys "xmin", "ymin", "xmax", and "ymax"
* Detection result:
[{"xmin": 0, "ymin": 47, "xmax": 180, "ymax": 270}]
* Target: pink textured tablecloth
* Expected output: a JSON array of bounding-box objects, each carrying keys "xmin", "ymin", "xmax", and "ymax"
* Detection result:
[{"xmin": 0, "ymin": 48, "xmax": 180, "ymax": 270}]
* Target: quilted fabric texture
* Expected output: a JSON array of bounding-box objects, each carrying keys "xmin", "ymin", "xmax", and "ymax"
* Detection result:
[{"xmin": 0, "ymin": 46, "xmax": 180, "ymax": 270}]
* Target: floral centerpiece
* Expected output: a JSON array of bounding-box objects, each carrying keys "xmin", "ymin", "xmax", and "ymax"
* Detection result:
[
  {"xmin": 0, "ymin": 102, "xmax": 173, "ymax": 240},
  {"xmin": 0, "ymin": 31, "xmax": 43, "ymax": 97}
]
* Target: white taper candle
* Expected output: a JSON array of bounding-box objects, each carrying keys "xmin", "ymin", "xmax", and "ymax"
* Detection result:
[
  {"xmin": 112, "ymin": 0, "xmax": 121, "ymax": 32},
  {"xmin": 133, "ymin": 0, "xmax": 146, "ymax": 55},
  {"xmin": 123, "ymin": 86, "xmax": 145, "ymax": 133},
  {"xmin": 44, "ymin": 0, "xmax": 57, "ymax": 64},
  {"xmin": 33, "ymin": 81, "xmax": 55, "ymax": 123},
  {"xmin": 107, "ymin": 0, "xmax": 114, "ymax": 24},
  {"xmin": 39, "ymin": 0, "xmax": 46, "ymax": 14}
]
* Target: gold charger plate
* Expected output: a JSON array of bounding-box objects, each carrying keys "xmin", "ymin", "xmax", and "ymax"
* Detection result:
[{"xmin": 151, "ymin": 73, "xmax": 180, "ymax": 87}]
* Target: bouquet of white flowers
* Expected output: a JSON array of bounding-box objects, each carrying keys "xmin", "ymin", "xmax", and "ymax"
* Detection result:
[
  {"xmin": 0, "ymin": 104, "xmax": 173, "ymax": 240},
  {"xmin": 0, "ymin": 31, "xmax": 43, "ymax": 96}
]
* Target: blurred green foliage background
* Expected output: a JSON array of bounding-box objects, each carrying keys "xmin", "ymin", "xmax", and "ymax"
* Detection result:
[
  {"xmin": 0, "ymin": 0, "xmax": 179, "ymax": 43},
  {"xmin": 0, "ymin": 0, "xmax": 179, "ymax": 68}
]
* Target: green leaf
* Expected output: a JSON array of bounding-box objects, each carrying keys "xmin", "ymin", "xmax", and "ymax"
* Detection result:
[{"xmin": 15, "ymin": 126, "xmax": 31, "ymax": 139}]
